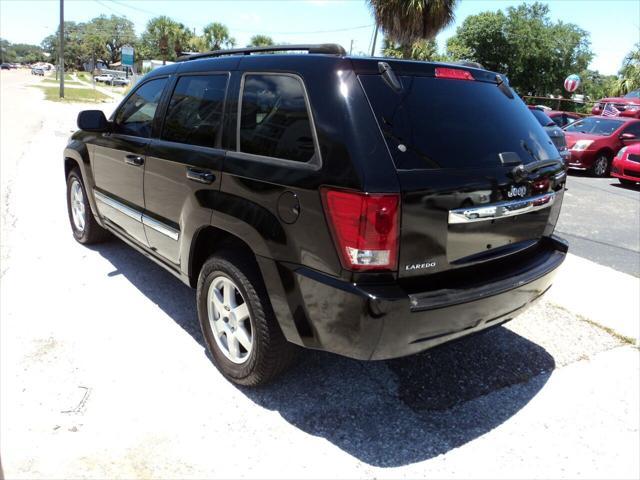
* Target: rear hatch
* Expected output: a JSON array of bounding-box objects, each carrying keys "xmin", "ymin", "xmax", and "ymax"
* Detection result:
[{"xmin": 358, "ymin": 63, "xmax": 566, "ymax": 278}]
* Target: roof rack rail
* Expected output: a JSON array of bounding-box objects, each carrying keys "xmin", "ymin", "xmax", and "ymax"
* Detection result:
[{"xmin": 177, "ymin": 43, "xmax": 346, "ymax": 62}]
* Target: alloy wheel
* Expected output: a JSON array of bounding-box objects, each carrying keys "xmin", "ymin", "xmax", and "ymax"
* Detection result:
[
  {"xmin": 594, "ymin": 156, "xmax": 608, "ymax": 176},
  {"xmin": 70, "ymin": 179, "xmax": 86, "ymax": 232},
  {"xmin": 207, "ymin": 275, "xmax": 253, "ymax": 364}
]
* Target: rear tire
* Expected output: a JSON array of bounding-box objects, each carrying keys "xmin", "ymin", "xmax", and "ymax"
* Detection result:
[
  {"xmin": 196, "ymin": 252, "xmax": 298, "ymax": 386},
  {"xmin": 66, "ymin": 169, "xmax": 110, "ymax": 244},
  {"xmin": 591, "ymin": 153, "xmax": 610, "ymax": 177}
]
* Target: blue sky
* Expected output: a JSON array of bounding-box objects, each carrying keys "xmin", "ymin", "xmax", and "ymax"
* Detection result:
[{"xmin": 0, "ymin": 0, "xmax": 638, "ymax": 74}]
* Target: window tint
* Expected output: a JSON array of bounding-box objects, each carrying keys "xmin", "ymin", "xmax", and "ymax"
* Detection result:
[
  {"xmin": 114, "ymin": 78, "xmax": 167, "ymax": 138},
  {"xmin": 551, "ymin": 116, "xmax": 564, "ymax": 127},
  {"xmin": 360, "ymin": 75, "xmax": 559, "ymax": 170},
  {"xmin": 239, "ymin": 74, "xmax": 315, "ymax": 162},
  {"xmin": 162, "ymin": 75, "xmax": 228, "ymax": 148}
]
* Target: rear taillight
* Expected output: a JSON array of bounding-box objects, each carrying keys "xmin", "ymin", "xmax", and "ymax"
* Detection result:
[
  {"xmin": 435, "ymin": 67, "xmax": 475, "ymax": 81},
  {"xmin": 321, "ymin": 188, "xmax": 400, "ymax": 271}
]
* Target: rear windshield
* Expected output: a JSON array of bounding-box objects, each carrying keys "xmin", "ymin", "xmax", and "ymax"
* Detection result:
[
  {"xmin": 359, "ymin": 75, "xmax": 558, "ymax": 170},
  {"xmin": 564, "ymin": 117, "xmax": 623, "ymax": 136},
  {"xmin": 531, "ymin": 109, "xmax": 555, "ymax": 127}
]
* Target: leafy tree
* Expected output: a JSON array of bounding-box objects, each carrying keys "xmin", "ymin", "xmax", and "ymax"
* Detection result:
[
  {"xmin": 41, "ymin": 21, "xmax": 88, "ymax": 70},
  {"xmin": 368, "ymin": 0, "xmax": 458, "ymax": 43},
  {"xmin": 382, "ymin": 37, "xmax": 444, "ymax": 61},
  {"xmin": 203, "ymin": 22, "xmax": 235, "ymax": 50},
  {"xmin": 248, "ymin": 35, "xmax": 274, "ymax": 47},
  {"xmin": 612, "ymin": 44, "xmax": 640, "ymax": 95},
  {"xmin": 92, "ymin": 15, "xmax": 137, "ymax": 65},
  {"xmin": 446, "ymin": 2, "xmax": 592, "ymax": 96}
]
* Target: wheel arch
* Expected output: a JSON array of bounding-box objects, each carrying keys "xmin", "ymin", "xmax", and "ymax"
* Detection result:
[{"xmin": 188, "ymin": 225, "xmax": 258, "ymax": 288}]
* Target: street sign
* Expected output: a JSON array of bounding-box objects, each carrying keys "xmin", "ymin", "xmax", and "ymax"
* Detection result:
[{"xmin": 122, "ymin": 45, "xmax": 134, "ymax": 67}]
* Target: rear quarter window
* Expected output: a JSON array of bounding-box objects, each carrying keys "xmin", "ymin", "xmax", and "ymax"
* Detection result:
[
  {"xmin": 238, "ymin": 74, "xmax": 316, "ymax": 163},
  {"xmin": 359, "ymin": 75, "xmax": 558, "ymax": 170}
]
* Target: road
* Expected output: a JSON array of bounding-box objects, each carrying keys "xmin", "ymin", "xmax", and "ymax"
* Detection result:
[
  {"xmin": 1, "ymin": 70, "xmax": 639, "ymax": 479},
  {"xmin": 558, "ymin": 172, "xmax": 640, "ymax": 277}
]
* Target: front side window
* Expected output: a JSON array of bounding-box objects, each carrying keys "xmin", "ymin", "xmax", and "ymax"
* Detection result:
[
  {"xmin": 114, "ymin": 78, "xmax": 167, "ymax": 138},
  {"xmin": 239, "ymin": 74, "xmax": 315, "ymax": 162},
  {"xmin": 162, "ymin": 74, "xmax": 228, "ymax": 148}
]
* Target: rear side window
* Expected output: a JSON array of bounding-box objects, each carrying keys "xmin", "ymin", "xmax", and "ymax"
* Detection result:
[
  {"xmin": 162, "ymin": 74, "xmax": 228, "ymax": 148},
  {"xmin": 114, "ymin": 78, "xmax": 167, "ymax": 138},
  {"xmin": 238, "ymin": 74, "xmax": 315, "ymax": 162},
  {"xmin": 360, "ymin": 75, "xmax": 559, "ymax": 170}
]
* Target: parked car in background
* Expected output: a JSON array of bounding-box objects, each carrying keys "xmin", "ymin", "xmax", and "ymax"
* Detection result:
[
  {"xmin": 110, "ymin": 76, "xmax": 130, "ymax": 86},
  {"xmin": 1, "ymin": 63, "xmax": 11, "ymax": 70},
  {"xmin": 611, "ymin": 143, "xmax": 640, "ymax": 186},
  {"xmin": 529, "ymin": 106, "xmax": 570, "ymax": 165},
  {"xmin": 547, "ymin": 110, "xmax": 581, "ymax": 128},
  {"xmin": 591, "ymin": 90, "xmax": 640, "ymax": 118},
  {"xmin": 564, "ymin": 116, "xmax": 640, "ymax": 176},
  {"xmin": 64, "ymin": 45, "xmax": 568, "ymax": 385},
  {"xmin": 31, "ymin": 67, "xmax": 44, "ymax": 76},
  {"xmin": 94, "ymin": 73, "xmax": 114, "ymax": 83}
]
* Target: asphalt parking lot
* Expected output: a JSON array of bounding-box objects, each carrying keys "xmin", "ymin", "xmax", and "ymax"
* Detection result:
[
  {"xmin": 1, "ymin": 70, "xmax": 639, "ymax": 479},
  {"xmin": 558, "ymin": 171, "xmax": 640, "ymax": 277}
]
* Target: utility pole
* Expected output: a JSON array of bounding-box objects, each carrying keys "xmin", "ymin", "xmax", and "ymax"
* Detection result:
[
  {"xmin": 370, "ymin": 26, "xmax": 378, "ymax": 57},
  {"xmin": 349, "ymin": 39, "xmax": 353, "ymax": 55},
  {"xmin": 59, "ymin": 0, "xmax": 64, "ymax": 98}
]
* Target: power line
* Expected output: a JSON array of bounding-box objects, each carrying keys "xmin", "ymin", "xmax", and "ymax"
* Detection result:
[{"xmin": 106, "ymin": 0, "xmax": 373, "ymax": 35}]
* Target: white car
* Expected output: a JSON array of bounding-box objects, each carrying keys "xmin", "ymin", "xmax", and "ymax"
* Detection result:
[{"xmin": 94, "ymin": 74, "xmax": 114, "ymax": 83}]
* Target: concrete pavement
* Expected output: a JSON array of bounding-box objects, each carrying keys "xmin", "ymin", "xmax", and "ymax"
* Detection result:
[{"xmin": 1, "ymin": 69, "xmax": 639, "ymax": 479}]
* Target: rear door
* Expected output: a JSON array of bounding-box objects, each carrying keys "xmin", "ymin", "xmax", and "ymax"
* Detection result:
[
  {"xmin": 359, "ymin": 69, "xmax": 565, "ymax": 278},
  {"xmin": 92, "ymin": 77, "xmax": 168, "ymax": 245},
  {"xmin": 143, "ymin": 73, "xmax": 229, "ymax": 265}
]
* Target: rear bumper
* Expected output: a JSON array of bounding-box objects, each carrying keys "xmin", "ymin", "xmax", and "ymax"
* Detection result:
[{"xmin": 263, "ymin": 235, "xmax": 568, "ymax": 361}]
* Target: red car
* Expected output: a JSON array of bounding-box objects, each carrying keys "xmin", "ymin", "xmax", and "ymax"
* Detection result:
[
  {"xmin": 564, "ymin": 116, "xmax": 640, "ymax": 176},
  {"xmin": 611, "ymin": 143, "xmax": 640, "ymax": 186},
  {"xmin": 591, "ymin": 90, "xmax": 640, "ymax": 118},
  {"xmin": 546, "ymin": 110, "xmax": 582, "ymax": 128}
]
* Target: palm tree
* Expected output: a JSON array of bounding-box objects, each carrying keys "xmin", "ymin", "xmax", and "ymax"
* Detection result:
[
  {"xmin": 203, "ymin": 22, "xmax": 236, "ymax": 51},
  {"xmin": 172, "ymin": 23, "xmax": 193, "ymax": 58},
  {"xmin": 612, "ymin": 44, "xmax": 640, "ymax": 96},
  {"xmin": 248, "ymin": 35, "xmax": 274, "ymax": 47},
  {"xmin": 146, "ymin": 16, "xmax": 178, "ymax": 64},
  {"xmin": 367, "ymin": 0, "xmax": 458, "ymax": 43}
]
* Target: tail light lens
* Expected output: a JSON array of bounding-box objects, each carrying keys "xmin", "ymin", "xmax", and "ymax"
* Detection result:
[
  {"xmin": 321, "ymin": 188, "xmax": 400, "ymax": 271},
  {"xmin": 435, "ymin": 67, "xmax": 475, "ymax": 81}
]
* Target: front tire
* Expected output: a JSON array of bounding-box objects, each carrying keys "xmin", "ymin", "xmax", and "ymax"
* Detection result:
[
  {"xmin": 66, "ymin": 169, "xmax": 110, "ymax": 244},
  {"xmin": 591, "ymin": 153, "xmax": 610, "ymax": 177},
  {"xmin": 619, "ymin": 178, "xmax": 637, "ymax": 187},
  {"xmin": 196, "ymin": 252, "xmax": 297, "ymax": 386}
]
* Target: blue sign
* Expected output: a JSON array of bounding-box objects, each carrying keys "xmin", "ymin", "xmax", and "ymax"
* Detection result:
[{"xmin": 122, "ymin": 46, "xmax": 134, "ymax": 66}]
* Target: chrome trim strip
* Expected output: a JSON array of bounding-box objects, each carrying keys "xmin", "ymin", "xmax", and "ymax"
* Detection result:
[
  {"xmin": 448, "ymin": 192, "xmax": 556, "ymax": 224},
  {"xmin": 94, "ymin": 190, "xmax": 142, "ymax": 222},
  {"xmin": 142, "ymin": 214, "xmax": 179, "ymax": 241}
]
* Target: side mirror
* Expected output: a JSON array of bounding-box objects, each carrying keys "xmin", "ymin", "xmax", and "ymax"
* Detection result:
[
  {"xmin": 77, "ymin": 110, "xmax": 109, "ymax": 132},
  {"xmin": 620, "ymin": 132, "xmax": 636, "ymax": 140}
]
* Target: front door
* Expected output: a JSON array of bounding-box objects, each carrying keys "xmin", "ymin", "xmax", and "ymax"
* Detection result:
[
  {"xmin": 92, "ymin": 77, "xmax": 168, "ymax": 245},
  {"xmin": 143, "ymin": 73, "xmax": 229, "ymax": 265}
]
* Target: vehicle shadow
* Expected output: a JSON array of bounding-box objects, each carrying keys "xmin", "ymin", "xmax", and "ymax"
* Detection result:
[{"xmin": 93, "ymin": 240, "xmax": 555, "ymax": 468}]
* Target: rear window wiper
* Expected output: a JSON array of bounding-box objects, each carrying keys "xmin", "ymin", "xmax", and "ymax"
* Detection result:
[{"xmin": 378, "ymin": 62, "xmax": 403, "ymax": 93}]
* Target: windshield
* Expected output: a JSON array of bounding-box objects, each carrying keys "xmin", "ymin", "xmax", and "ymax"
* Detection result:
[
  {"xmin": 624, "ymin": 90, "xmax": 640, "ymax": 99},
  {"xmin": 359, "ymin": 75, "xmax": 558, "ymax": 169},
  {"xmin": 531, "ymin": 109, "xmax": 555, "ymax": 127},
  {"xmin": 565, "ymin": 117, "xmax": 624, "ymax": 136}
]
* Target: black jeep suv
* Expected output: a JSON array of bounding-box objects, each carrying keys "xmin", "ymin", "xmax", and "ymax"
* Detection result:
[{"xmin": 64, "ymin": 44, "xmax": 568, "ymax": 386}]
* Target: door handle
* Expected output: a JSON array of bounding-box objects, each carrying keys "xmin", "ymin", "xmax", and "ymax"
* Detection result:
[
  {"xmin": 124, "ymin": 154, "xmax": 144, "ymax": 166},
  {"xmin": 186, "ymin": 168, "xmax": 215, "ymax": 184}
]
